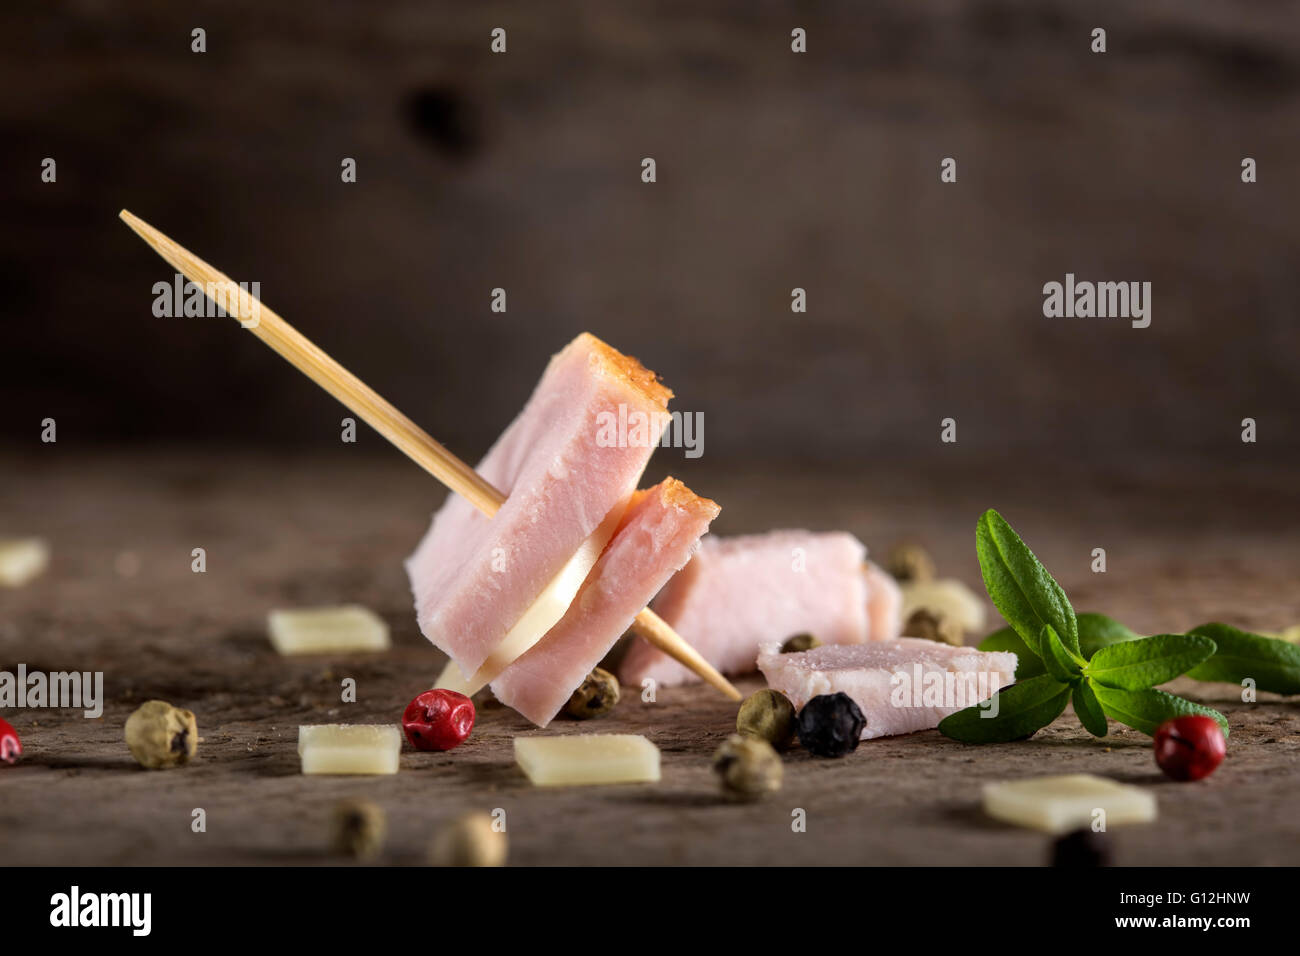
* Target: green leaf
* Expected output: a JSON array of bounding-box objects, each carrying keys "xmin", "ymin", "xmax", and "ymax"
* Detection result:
[
  {"xmin": 979, "ymin": 613, "xmax": 1140, "ymax": 680},
  {"xmin": 1090, "ymin": 684, "xmax": 1229, "ymax": 738},
  {"xmin": 975, "ymin": 510, "xmax": 1079, "ymax": 659},
  {"xmin": 978, "ymin": 627, "xmax": 1046, "ymax": 680},
  {"xmin": 1077, "ymin": 612, "xmax": 1142, "ymax": 658},
  {"xmin": 1187, "ymin": 623, "xmax": 1300, "ymax": 696},
  {"xmin": 1073, "ymin": 680, "xmax": 1109, "ymax": 737},
  {"xmin": 1041, "ymin": 624, "xmax": 1083, "ymax": 682},
  {"xmin": 1084, "ymin": 633, "xmax": 1217, "ymax": 690},
  {"xmin": 938, "ymin": 674, "xmax": 1072, "ymax": 744}
]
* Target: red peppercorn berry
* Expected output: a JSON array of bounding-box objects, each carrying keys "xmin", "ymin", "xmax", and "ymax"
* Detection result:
[
  {"xmin": 402, "ymin": 689, "xmax": 475, "ymax": 752},
  {"xmin": 1153, "ymin": 715, "xmax": 1225, "ymax": 782},
  {"xmin": 0, "ymin": 717, "xmax": 21, "ymax": 765}
]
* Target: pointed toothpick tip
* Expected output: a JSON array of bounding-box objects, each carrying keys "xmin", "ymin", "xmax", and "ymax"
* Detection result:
[{"xmin": 118, "ymin": 209, "xmax": 153, "ymax": 244}]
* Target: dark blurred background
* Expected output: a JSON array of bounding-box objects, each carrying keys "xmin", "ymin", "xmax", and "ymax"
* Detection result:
[
  {"xmin": 2, "ymin": 0, "xmax": 1298, "ymax": 467},
  {"xmin": 4, "ymin": 2, "xmax": 1300, "ymax": 872}
]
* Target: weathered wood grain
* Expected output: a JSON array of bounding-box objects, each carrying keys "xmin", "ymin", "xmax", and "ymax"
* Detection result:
[{"xmin": 0, "ymin": 451, "xmax": 1296, "ymax": 865}]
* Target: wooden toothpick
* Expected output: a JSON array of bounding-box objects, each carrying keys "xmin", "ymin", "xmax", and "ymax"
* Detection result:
[{"xmin": 120, "ymin": 210, "xmax": 742, "ymax": 701}]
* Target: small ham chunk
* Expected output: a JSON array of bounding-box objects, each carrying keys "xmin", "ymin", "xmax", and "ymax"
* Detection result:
[
  {"xmin": 757, "ymin": 638, "xmax": 1017, "ymax": 739},
  {"xmin": 492, "ymin": 479, "xmax": 719, "ymax": 726},
  {"xmin": 406, "ymin": 333, "xmax": 671, "ymax": 677},
  {"xmin": 863, "ymin": 560, "xmax": 903, "ymax": 642},
  {"xmin": 619, "ymin": 530, "xmax": 871, "ymax": 688}
]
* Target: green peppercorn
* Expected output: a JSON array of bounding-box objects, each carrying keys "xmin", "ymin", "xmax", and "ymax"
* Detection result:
[
  {"xmin": 905, "ymin": 607, "xmax": 965, "ymax": 646},
  {"xmin": 887, "ymin": 543, "xmax": 936, "ymax": 583},
  {"xmin": 429, "ymin": 811, "xmax": 507, "ymax": 867},
  {"xmin": 332, "ymin": 798, "xmax": 386, "ymax": 860},
  {"xmin": 780, "ymin": 632, "xmax": 822, "ymax": 654},
  {"xmin": 712, "ymin": 734, "xmax": 782, "ymax": 800},
  {"xmin": 736, "ymin": 689, "xmax": 796, "ymax": 750},
  {"xmin": 562, "ymin": 667, "xmax": 620, "ymax": 719},
  {"xmin": 124, "ymin": 699, "xmax": 197, "ymax": 769}
]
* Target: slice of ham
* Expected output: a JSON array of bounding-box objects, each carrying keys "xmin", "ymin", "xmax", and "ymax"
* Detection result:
[
  {"xmin": 757, "ymin": 638, "xmax": 1018, "ymax": 739},
  {"xmin": 405, "ymin": 333, "xmax": 671, "ymax": 677},
  {"xmin": 492, "ymin": 478, "xmax": 720, "ymax": 726},
  {"xmin": 618, "ymin": 530, "xmax": 876, "ymax": 688}
]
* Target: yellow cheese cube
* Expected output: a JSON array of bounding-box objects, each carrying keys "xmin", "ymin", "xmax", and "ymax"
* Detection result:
[
  {"xmin": 298, "ymin": 724, "xmax": 401, "ymax": 775},
  {"xmin": 514, "ymin": 734, "xmax": 660, "ymax": 787},
  {"xmin": 269, "ymin": 605, "xmax": 390, "ymax": 655},
  {"xmin": 982, "ymin": 773, "xmax": 1157, "ymax": 833}
]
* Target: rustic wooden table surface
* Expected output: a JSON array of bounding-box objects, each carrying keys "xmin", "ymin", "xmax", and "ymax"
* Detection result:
[{"xmin": 1, "ymin": 449, "xmax": 1297, "ymax": 866}]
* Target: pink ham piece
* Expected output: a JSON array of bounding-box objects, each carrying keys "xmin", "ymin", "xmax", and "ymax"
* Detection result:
[
  {"xmin": 863, "ymin": 560, "xmax": 903, "ymax": 643},
  {"xmin": 491, "ymin": 478, "xmax": 720, "ymax": 726},
  {"xmin": 757, "ymin": 638, "xmax": 1018, "ymax": 739},
  {"xmin": 619, "ymin": 530, "xmax": 882, "ymax": 688},
  {"xmin": 405, "ymin": 333, "xmax": 672, "ymax": 678}
]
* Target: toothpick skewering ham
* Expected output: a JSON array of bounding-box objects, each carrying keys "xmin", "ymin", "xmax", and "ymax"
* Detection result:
[{"xmin": 118, "ymin": 211, "xmax": 741, "ymax": 702}]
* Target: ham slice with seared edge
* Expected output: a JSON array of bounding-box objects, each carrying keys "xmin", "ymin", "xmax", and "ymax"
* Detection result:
[{"xmin": 406, "ymin": 333, "xmax": 671, "ymax": 681}]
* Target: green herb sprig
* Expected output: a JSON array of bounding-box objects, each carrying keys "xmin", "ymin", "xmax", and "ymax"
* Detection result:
[
  {"xmin": 939, "ymin": 510, "xmax": 1228, "ymax": 743},
  {"xmin": 987, "ymin": 619, "xmax": 1300, "ymax": 695},
  {"xmin": 1185, "ymin": 622, "xmax": 1300, "ymax": 695}
]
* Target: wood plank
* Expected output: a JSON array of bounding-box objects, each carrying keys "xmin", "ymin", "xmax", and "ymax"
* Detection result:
[{"xmin": 1, "ymin": 451, "xmax": 1296, "ymax": 864}]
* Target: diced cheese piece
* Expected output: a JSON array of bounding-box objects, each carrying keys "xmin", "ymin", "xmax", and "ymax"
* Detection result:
[
  {"xmin": 432, "ymin": 496, "xmax": 630, "ymax": 695},
  {"xmin": 900, "ymin": 579, "xmax": 986, "ymax": 632},
  {"xmin": 757, "ymin": 638, "xmax": 1017, "ymax": 739},
  {"xmin": 434, "ymin": 659, "xmax": 477, "ymax": 697},
  {"xmin": 492, "ymin": 478, "xmax": 719, "ymax": 726},
  {"xmin": 269, "ymin": 605, "xmax": 391, "ymax": 655},
  {"xmin": 298, "ymin": 724, "xmax": 401, "ymax": 775},
  {"xmin": 982, "ymin": 774, "xmax": 1157, "ymax": 834},
  {"xmin": 514, "ymin": 734, "xmax": 660, "ymax": 786},
  {"xmin": 0, "ymin": 538, "xmax": 50, "ymax": 588},
  {"xmin": 406, "ymin": 333, "xmax": 671, "ymax": 679},
  {"xmin": 620, "ymin": 530, "xmax": 870, "ymax": 688}
]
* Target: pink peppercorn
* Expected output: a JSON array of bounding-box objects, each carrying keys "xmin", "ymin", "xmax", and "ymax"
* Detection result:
[
  {"xmin": 0, "ymin": 718, "xmax": 21, "ymax": 765},
  {"xmin": 1154, "ymin": 716, "xmax": 1226, "ymax": 782},
  {"xmin": 402, "ymin": 689, "xmax": 475, "ymax": 752}
]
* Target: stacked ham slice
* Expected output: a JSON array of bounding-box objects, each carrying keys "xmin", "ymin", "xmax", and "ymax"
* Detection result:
[
  {"xmin": 406, "ymin": 333, "xmax": 719, "ymax": 726},
  {"xmin": 492, "ymin": 479, "xmax": 718, "ymax": 725},
  {"xmin": 619, "ymin": 530, "xmax": 903, "ymax": 688}
]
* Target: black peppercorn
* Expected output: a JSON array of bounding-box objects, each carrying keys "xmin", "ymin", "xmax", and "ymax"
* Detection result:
[
  {"xmin": 1050, "ymin": 828, "xmax": 1113, "ymax": 867},
  {"xmin": 795, "ymin": 692, "xmax": 866, "ymax": 757}
]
